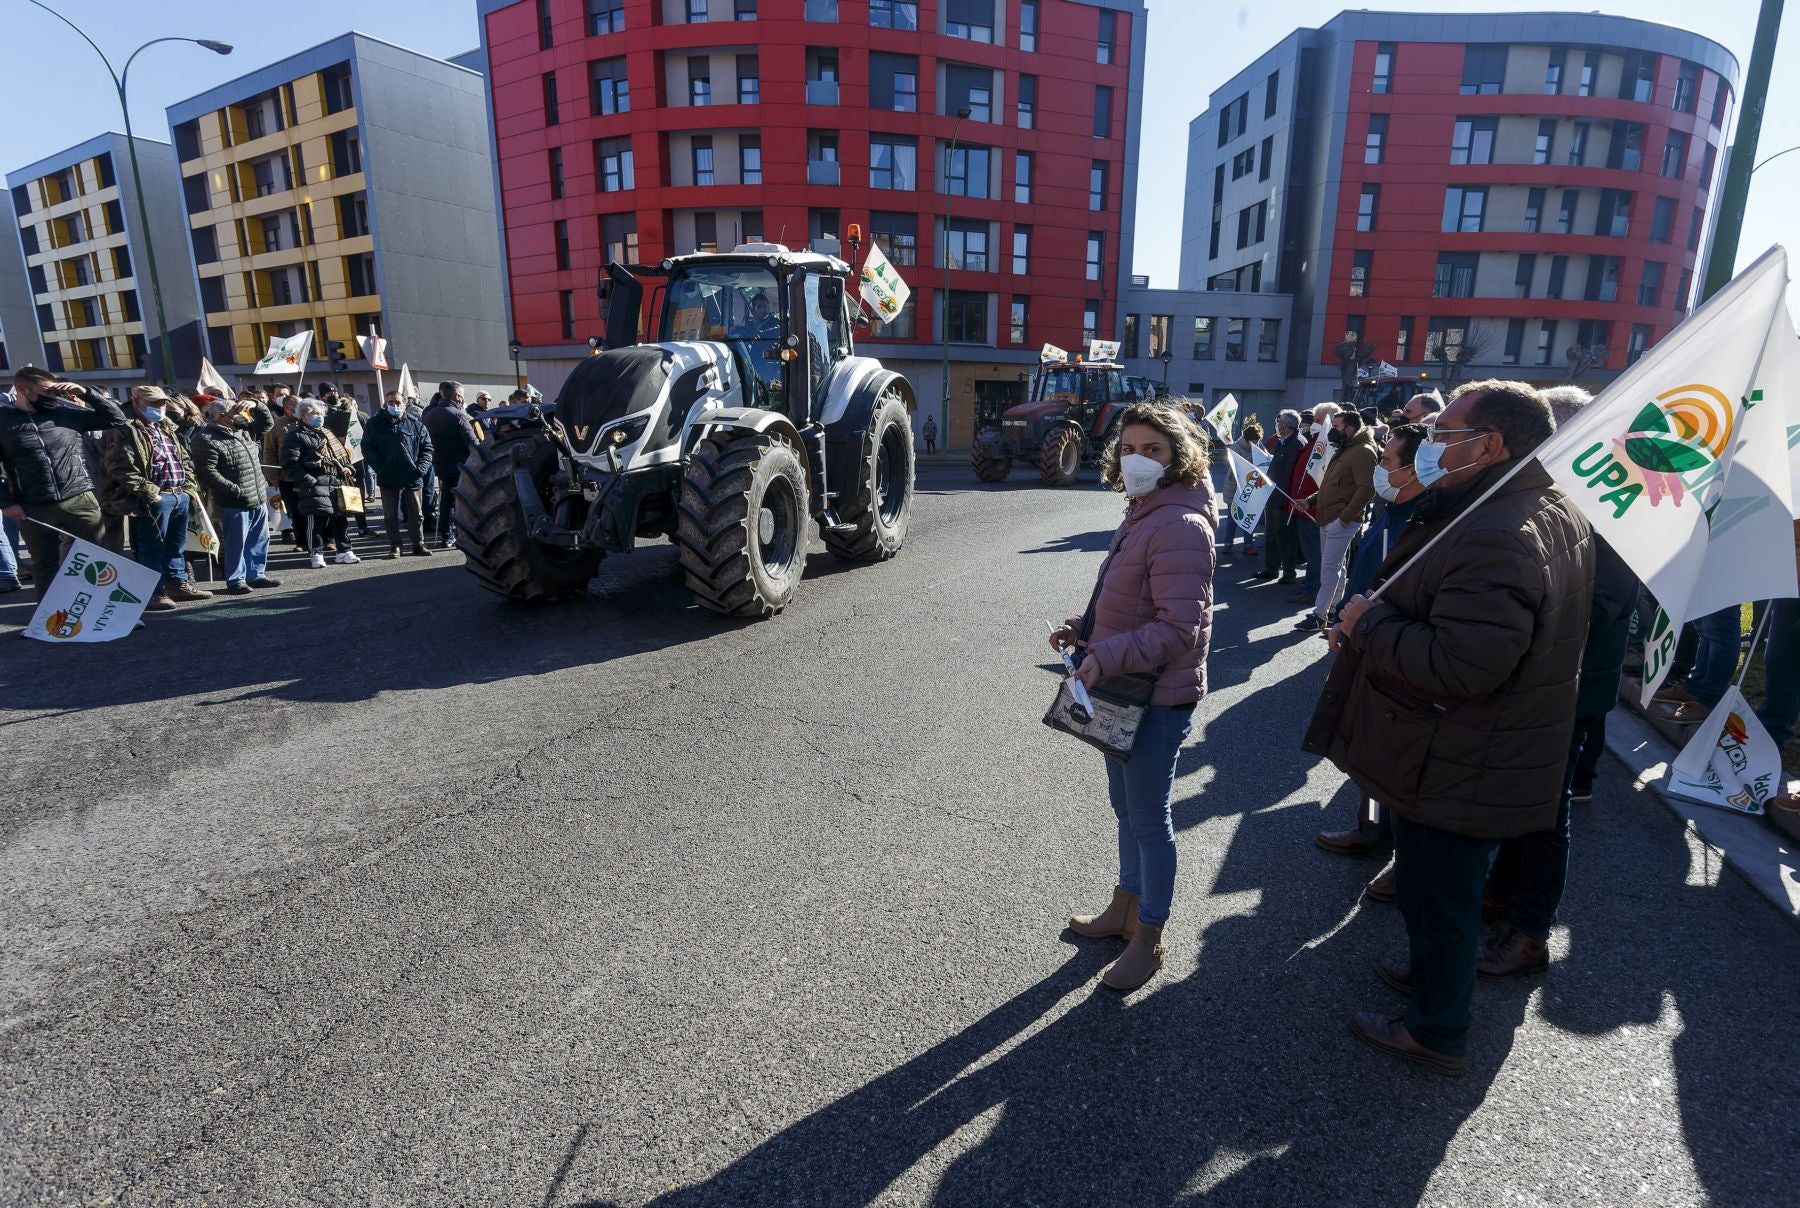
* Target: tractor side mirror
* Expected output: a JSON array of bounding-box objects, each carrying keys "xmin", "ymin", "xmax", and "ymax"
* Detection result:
[{"xmin": 818, "ymin": 275, "xmax": 844, "ymax": 316}]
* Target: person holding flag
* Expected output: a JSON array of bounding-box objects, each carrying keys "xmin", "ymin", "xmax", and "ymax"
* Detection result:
[{"xmin": 1304, "ymin": 380, "xmax": 1593, "ymax": 1076}]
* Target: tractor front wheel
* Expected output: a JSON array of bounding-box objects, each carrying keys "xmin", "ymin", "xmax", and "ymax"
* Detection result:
[
  {"xmin": 825, "ymin": 389, "xmax": 914, "ymax": 562},
  {"xmin": 1039, "ymin": 426, "xmax": 1083, "ymax": 487},
  {"xmin": 456, "ymin": 427, "xmax": 602, "ymax": 603},
  {"xmin": 971, "ymin": 431, "xmax": 1013, "ymax": 483},
  {"xmin": 676, "ymin": 428, "xmax": 810, "ymax": 618}
]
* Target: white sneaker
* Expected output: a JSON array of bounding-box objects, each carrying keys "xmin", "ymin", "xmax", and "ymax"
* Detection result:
[
  {"xmin": 335, "ymin": 549, "xmax": 361, "ymax": 565},
  {"xmin": 309, "ymin": 552, "xmax": 326, "ymax": 569}
]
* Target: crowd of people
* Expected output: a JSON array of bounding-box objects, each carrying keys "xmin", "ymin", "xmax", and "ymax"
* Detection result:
[
  {"xmin": 1054, "ymin": 379, "xmax": 1798, "ymax": 1077},
  {"xmin": 0, "ymin": 366, "xmax": 525, "ymax": 607}
]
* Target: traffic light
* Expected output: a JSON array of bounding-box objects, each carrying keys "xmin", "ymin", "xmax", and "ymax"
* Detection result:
[{"xmin": 327, "ymin": 340, "xmax": 348, "ymax": 374}]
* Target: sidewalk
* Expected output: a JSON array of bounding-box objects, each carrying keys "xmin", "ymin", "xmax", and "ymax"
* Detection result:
[{"xmin": 1605, "ymin": 690, "xmax": 1800, "ymax": 924}]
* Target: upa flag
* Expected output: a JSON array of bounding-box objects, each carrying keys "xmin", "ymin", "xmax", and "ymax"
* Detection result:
[
  {"xmin": 1302, "ymin": 428, "xmax": 1335, "ymax": 485},
  {"xmin": 1041, "ymin": 343, "xmax": 1070, "ymax": 364},
  {"xmin": 397, "ymin": 363, "xmax": 419, "ymax": 402},
  {"xmin": 1531, "ymin": 245, "xmax": 1799, "ymax": 705},
  {"xmin": 24, "ymin": 540, "xmax": 160, "ymax": 643},
  {"xmin": 1667, "ymin": 685, "xmax": 1786, "ymax": 814},
  {"xmin": 1088, "ymin": 339, "xmax": 1121, "ymax": 363},
  {"xmin": 197, "ymin": 358, "xmax": 235, "ymax": 399},
  {"xmin": 1226, "ymin": 447, "xmax": 1279, "ymax": 531},
  {"xmin": 857, "ymin": 241, "xmax": 912, "ymax": 325},
  {"xmin": 253, "ymin": 330, "xmax": 313, "ymax": 375},
  {"xmin": 185, "ymin": 501, "xmax": 220, "ymax": 557},
  {"xmin": 356, "ymin": 333, "xmax": 389, "ymax": 370},
  {"xmin": 1205, "ymin": 393, "xmax": 1239, "ymax": 440}
]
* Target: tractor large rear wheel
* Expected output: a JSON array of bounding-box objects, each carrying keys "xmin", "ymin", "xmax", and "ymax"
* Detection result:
[
  {"xmin": 1039, "ymin": 426, "xmax": 1083, "ymax": 487},
  {"xmin": 677, "ymin": 429, "xmax": 810, "ymax": 618},
  {"xmin": 456, "ymin": 427, "xmax": 602, "ymax": 603},
  {"xmin": 825, "ymin": 389, "xmax": 914, "ymax": 562},
  {"xmin": 971, "ymin": 431, "xmax": 1013, "ymax": 482}
]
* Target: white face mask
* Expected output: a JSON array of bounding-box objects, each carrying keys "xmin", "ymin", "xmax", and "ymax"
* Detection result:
[
  {"xmin": 1119, "ymin": 453, "xmax": 1167, "ymax": 497},
  {"xmin": 1310, "ymin": 422, "xmax": 1325, "ymax": 437}
]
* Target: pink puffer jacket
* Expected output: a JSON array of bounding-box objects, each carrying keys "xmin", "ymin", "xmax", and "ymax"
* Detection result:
[{"xmin": 1078, "ymin": 483, "xmax": 1218, "ymax": 706}]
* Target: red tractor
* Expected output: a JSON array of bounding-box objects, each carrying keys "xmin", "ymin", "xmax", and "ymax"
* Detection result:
[{"xmin": 970, "ymin": 360, "xmax": 1135, "ymax": 486}]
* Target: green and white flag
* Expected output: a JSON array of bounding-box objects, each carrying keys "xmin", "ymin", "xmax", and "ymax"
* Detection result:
[
  {"xmin": 184, "ymin": 501, "xmax": 220, "ymax": 557},
  {"xmin": 24, "ymin": 540, "xmax": 160, "ymax": 643},
  {"xmin": 197, "ymin": 357, "xmax": 235, "ymax": 399},
  {"xmin": 858, "ymin": 241, "xmax": 911, "ymax": 326},
  {"xmin": 1668, "ymin": 685, "xmax": 1787, "ymax": 814},
  {"xmin": 253, "ymin": 330, "xmax": 312, "ymax": 375},
  {"xmin": 1226, "ymin": 447, "xmax": 1280, "ymax": 532},
  {"xmin": 1531, "ymin": 245, "xmax": 1799, "ymax": 704},
  {"xmin": 1205, "ymin": 393, "xmax": 1239, "ymax": 440}
]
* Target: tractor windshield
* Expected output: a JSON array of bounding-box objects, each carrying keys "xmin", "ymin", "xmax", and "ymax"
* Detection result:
[
  {"xmin": 1038, "ymin": 368, "xmax": 1079, "ymax": 400},
  {"xmin": 661, "ymin": 264, "xmax": 784, "ymax": 399}
]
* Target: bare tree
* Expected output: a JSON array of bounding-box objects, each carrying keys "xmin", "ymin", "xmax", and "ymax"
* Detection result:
[
  {"xmin": 1334, "ymin": 337, "xmax": 1376, "ymax": 395},
  {"xmin": 1425, "ymin": 324, "xmax": 1494, "ymax": 392},
  {"xmin": 1563, "ymin": 343, "xmax": 1607, "ymax": 383}
]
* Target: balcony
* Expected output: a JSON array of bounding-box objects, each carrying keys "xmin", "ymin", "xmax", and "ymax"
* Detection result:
[
  {"xmin": 807, "ymin": 160, "xmax": 841, "ymax": 186},
  {"xmin": 806, "ymin": 79, "xmax": 839, "ymax": 105}
]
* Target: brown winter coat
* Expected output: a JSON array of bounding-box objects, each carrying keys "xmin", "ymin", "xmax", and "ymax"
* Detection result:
[
  {"xmin": 1311, "ymin": 427, "xmax": 1379, "ymax": 525},
  {"xmin": 1304, "ymin": 459, "xmax": 1594, "ymax": 838},
  {"xmin": 98, "ymin": 419, "xmax": 202, "ymax": 519},
  {"xmin": 1076, "ymin": 482, "xmax": 1218, "ymax": 707}
]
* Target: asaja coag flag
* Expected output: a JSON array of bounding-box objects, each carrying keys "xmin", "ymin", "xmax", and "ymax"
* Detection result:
[{"xmin": 25, "ymin": 540, "xmax": 161, "ymax": 643}]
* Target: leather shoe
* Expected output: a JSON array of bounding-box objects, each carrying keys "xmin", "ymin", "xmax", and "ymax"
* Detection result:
[
  {"xmin": 1315, "ymin": 827, "xmax": 1387, "ymax": 857},
  {"xmin": 225, "ymin": 581, "xmax": 253, "ymax": 596},
  {"xmin": 1376, "ymin": 956, "xmax": 1413, "ymax": 996},
  {"xmin": 1349, "ymin": 1011, "xmax": 1465, "ymax": 1076},
  {"xmin": 248, "ymin": 577, "xmax": 282, "ymax": 589},
  {"xmin": 1476, "ymin": 928, "xmax": 1549, "ymax": 980},
  {"xmin": 1364, "ymin": 866, "xmax": 1396, "ymax": 903},
  {"xmin": 1243, "ymin": 570, "xmax": 1277, "ymax": 584}
]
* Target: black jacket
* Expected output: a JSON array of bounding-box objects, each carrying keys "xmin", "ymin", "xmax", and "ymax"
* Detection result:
[
  {"xmin": 1576, "ymin": 536, "xmax": 1639, "ymax": 720},
  {"xmin": 0, "ymin": 387, "xmax": 130, "ymax": 507},
  {"xmin": 191, "ymin": 405, "xmax": 274, "ymax": 511},
  {"xmin": 422, "ymin": 398, "xmax": 479, "ymax": 473},
  {"xmin": 1263, "ymin": 432, "xmax": 1304, "ymax": 512},
  {"xmin": 279, "ymin": 423, "xmax": 353, "ymax": 516},
  {"xmin": 363, "ymin": 411, "xmax": 434, "ymax": 489}
]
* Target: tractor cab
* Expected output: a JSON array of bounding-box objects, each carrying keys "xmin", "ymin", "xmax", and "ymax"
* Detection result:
[
  {"xmin": 1348, "ymin": 373, "xmax": 1432, "ymax": 419},
  {"xmin": 1026, "ymin": 360, "xmax": 1132, "ymax": 440}
]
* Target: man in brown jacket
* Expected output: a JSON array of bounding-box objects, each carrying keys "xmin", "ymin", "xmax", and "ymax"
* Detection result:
[
  {"xmin": 1297, "ymin": 410, "xmax": 1379, "ymax": 632},
  {"xmin": 1305, "ymin": 380, "xmax": 1593, "ymax": 1075},
  {"xmin": 100, "ymin": 387, "xmax": 211, "ymax": 609}
]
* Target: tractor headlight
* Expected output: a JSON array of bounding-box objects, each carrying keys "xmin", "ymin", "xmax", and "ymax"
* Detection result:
[{"xmin": 601, "ymin": 415, "xmax": 649, "ymax": 449}]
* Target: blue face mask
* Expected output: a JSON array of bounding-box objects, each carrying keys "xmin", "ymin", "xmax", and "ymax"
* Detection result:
[
  {"xmin": 141, "ymin": 406, "xmax": 166, "ymax": 423},
  {"xmin": 1412, "ymin": 434, "xmax": 1486, "ymax": 487},
  {"xmin": 384, "ymin": 404, "xmax": 403, "ymax": 417},
  {"xmin": 305, "ymin": 415, "xmax": 325, "ymax": 428}
]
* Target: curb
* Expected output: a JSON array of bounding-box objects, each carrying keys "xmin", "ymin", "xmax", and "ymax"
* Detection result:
[{"xmin": 1604, "ymin": 704, "xmax": 1800, "ymax": 925}]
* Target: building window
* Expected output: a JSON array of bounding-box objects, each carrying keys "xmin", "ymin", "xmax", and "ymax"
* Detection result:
[
  {"xmin": 1443, "ymin": 186, "xmax": 1486, "ymax": 233},
  {"xmin": 946, "ymin": 290, "xmax": 988, "ymax": 342},
  {"xmin": 1089, "ymin": 160, "xmax": 1107, "ymax": 211},
  {"xmin": 1082, "ymin": 302, "xmax": 1098, "ymax": 344},
  {"xmin": 1576, "ymin": 319, "xmax": 1613, "ymax": 355},
  {"xmin": 1503, "ymin": 318, "xmax": 1526, "ymax": 366},
  {"xmin": 1627, "ymin": 323, "xmax": 1653, "ymax": 365},
  {"xmin": 1265, "ymin": 70, "xmax": 1280, "ymax": 118},
  {"xmin": 1231, "ymin": 147, "xmax": 1255, "ymax": 179},
  {"xmin": 1433, "ymin": 252, "xmax": 1479, "ymax": 298},
  {"xmin": 1017, "ymin": 75, "xmax": 1035, "ymax": 129},
  {"xmin": 1193, "ymin": 316, "xmax": 1214, "ymax": 359},
  {"xmin": 587, "ymin": 0, "xmax": 626, "ymax": 34},
  {"xmin": 1567, "ymin": 121, "xmax": 1590, "ymax": 166},
  {"xmin": 1450, "ymin": 117, "xmax": 1496, "ymax": 164},
  {"xmin": 1545, "ymin": 48, "xmax": 1566, "ymax": 94},
  {"xmin": 945, "ymin": 0, "xmax": 995, "ymax": 43},
  {"xmin": 1009, "ymin": 296, "xmax": 1028, "ymax": 343},
  {"xmin": 1014, "ymin": 151, "xmax": 1032, "ymax": 203},
  {"xmin": 942, "ymin": 144, "xmax": 989, "ymax": 197},
  {"xmin": 1557, "ymin": 189, "xmax": 1579, "ymax": 234},
  {"xmin": 1258, "ymin": 318, "xmax": 1280, "ymax": 362},
  {"xmin": 1020, "ymin": 0, "xmax": 1037, "ymax": 51},
  {"xmin": 596, "ymin": 137, "xmax": 634, "ymax": 191},
  {"xmin": 1349, "ymin": 249, "xmax": 1372, "ymax": 297},
  {"xmin": 1523, "ymin": 187, "xmax": 1546, "ymax": 233},
  {"xmin": 946, "ymin": 219, "xmax": 988, "ymax": 271},
  {"xmin": 1085, "ymin": 233, "xmax": 1103, "ymax": 281},
  {"xmin": 1689, "ymin": 206, "xmax": 1704, "ymax": 251},
  {"xmin": 1094, "ymin": 86, "xmax": 1112, "ymax": 139},
  {"xmin": 1011, "ymin": 225, "xmax": 1030, "ymax": 274},
  {"xmin": 1700, "ymin": 141, "xmax": 1718, "ymax": 188},
  {"xmin": 1225, "ymin": 317, "xmax": 1247, "ymax": 361},
  {"xmin": 1674, "ymin": 61, "xmax": 1699, "ymax": 114},
  {"xmin": 1650, "ymin": 195, "xmax": 1675, "ymax": 244},
  {"xmin": 1097, "ymin": 9, "xmax": 1116, "ymax": 64},
  {"xmin": 543, "ymin": 72, "xmax": 560, "ymax": 125},
  {"xmin": 871, "ymin": 1, "xmax": 919, "ymax": 30},
  {"xmin": 1460, "ymin": 45, "xmax": 1506, "ymax": 95},
  {"xmin": 538, "ymin": 0, "xmax": 555, "ymax": 48},
  {"xmin": 329, "ymin": 130, "xmax": 362, "ymax": 177},
  {"xmin": 691, "ymin": 136, "xmax": 715, "ymax": 185},
  {"xmin": 689, "ymin": 57, "xmax": 712, "ymax": 105},
  {"xmin": 1547, "ymin": 254, "xmax": 1568, "ymax": 299},
  {"xmin": 893, "ymin": 70, "xmax": 918, "ymax": 113},
  {"xmin": 966, "ymin": 84, "xmax": 992, "ymax": 123},
  {"xmin": 686, "ymin": 0, "xmax": 706, "ymax": 20},
  {"xmin": 1536, "ymin": 320, "xmax": 1558, "ymax": 366},
  {"xmin": 602, "ymin": 211, "xmax": 639, "ymax": 264},
  {"xmin": 871, "ymin": 136, "xmax": 918, "ymax": 189},
  {"xmin": 548, "ymin": 147, "xmax": 564, "ymax": 199},
  {"xmin": 1514, "ymin": 253, "xmax": 1537, "ymax": 298},
  {"xmin": 591, "ymin": 58, "xmax": 629, "ymax": 114},
  {"xmin": 338, "ymin": 193, "xmax": 369, "ymax": 238},
  {"xmin": 1595, "ymin": 188, "xmax": 1632, "ymax": 238},
  {"xmin": 1143, "ymin": 314, "xmax": 1169, "ymax": 358},
  {"xmin": 1620, "ymin": 51, "xmax": 1657, "ymax": 103},
  {"xmin": 1259, "ymin": 135, "xmax": 1273, "ymax": 182},
  {"xmin": 1711, "ymin": 76, "xmax": 1730, "ymax": 127},
  {"xmin": 1662, "ymin": 131, "xmax": 1687, "ymax": 179},
  {"xmin": 1638, "ymin": 260, "xmax": 1665, "ymax": 307},
  {"xmin": 560, "ymin": 289, "xmax": 575, "ymax": 339},
  {"xmin": 1533, "ymin": 119, "xmax": 1556, "ymax": 165},
  {"xmin": 693, "ymin": 210, "xmax": 718, "ymax": 252},
  {"xmin": 1425, "ymin": 317, "xmax": 1467, "ymax": 363},
  {"xmin": 1121, "ymin": 314, "xmax": 1144, "ymax": 358},
  {"xmin": 738, "ymin": 55, "xmax": 760, "ymax": 103},
  {"xmin": 1395, "ymin": 317, "xmax": 1413, "ymax": 362},
  {"xmin": 871, "ymin": 211, "xmax": 917, "ymax": 265},
  {"xmin": 1584, "ymin": 256, "xmax": 1622, "ymax": 303},
  {"xmin": 1607, "ymin": 122, "xmax": 1644, "ymax": 172},
  {"xmin": 1365, "ymin": 114, "xmax": 1387, "ymax": 164},
  {"xmin": 1372, "ymin": 42, "xmax": 1394, "ymax": 94},
  {"xmin": 555, "ymin": 219, "xmax": 571, "ymax": 270},
  {"xmin": 1676, "ymin": 267, "xmax": 1694, "ymax": 313},
  {"xmin": 1356, "ymin": 185, "xmax": 1379, "ymax": 232},
  {"xmin": 1578, "ymin": 51, "xmax": 1599, "ymax": 97},
  {"xmin": 739, "ymin": 136, "xmax": 762, "ymax": 184}
]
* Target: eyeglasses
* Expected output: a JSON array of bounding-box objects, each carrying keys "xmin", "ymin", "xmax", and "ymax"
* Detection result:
[{"xmin": 1424, "ymin": 426, "xmax": 1492, "ymax": 444}]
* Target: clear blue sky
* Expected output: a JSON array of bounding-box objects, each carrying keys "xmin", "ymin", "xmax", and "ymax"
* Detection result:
[{"xmin": 4, "ymin": 0, "xmax": 1792, "ymax": 292}]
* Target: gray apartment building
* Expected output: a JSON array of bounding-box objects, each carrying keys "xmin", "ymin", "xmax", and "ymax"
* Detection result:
[{"xmin": 165, "ymin": 32, "xmax": 512, "ymax": 398}]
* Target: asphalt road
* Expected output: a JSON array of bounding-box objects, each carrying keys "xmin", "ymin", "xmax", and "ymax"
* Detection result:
[{"xmin": 3, "ymin": 462, "xmax": 1796, "ymax": 1207}]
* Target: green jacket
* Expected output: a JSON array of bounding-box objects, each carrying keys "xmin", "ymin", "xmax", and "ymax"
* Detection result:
[{"xmin": 99, "ymin": 418, "xmax": 200, "ymax": 518}]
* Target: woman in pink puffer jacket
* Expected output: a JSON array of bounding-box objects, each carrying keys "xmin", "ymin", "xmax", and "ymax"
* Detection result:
[{"xmin": 1050, "ymin": 401, "xmax": 1216, "ymax": 992}]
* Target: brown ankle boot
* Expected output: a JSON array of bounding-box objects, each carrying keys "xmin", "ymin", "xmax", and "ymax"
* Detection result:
[
  {"xmin": 1102, "ymin": 920, "xmax": 1165, "ymax": 991},
  {"xmin": 1069, "ymin": 886, "xmax": 1138, "ymax": 940}
]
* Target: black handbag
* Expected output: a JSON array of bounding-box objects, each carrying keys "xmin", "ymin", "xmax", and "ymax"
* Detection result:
[{"xmin": 1043, "ymin": 548, "xmax": 1163, "ymax": 761}]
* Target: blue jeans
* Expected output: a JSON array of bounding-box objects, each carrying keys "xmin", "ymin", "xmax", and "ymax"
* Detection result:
[
  {"xmin": 0, "ymin": 514, "xmax": 19, "ymax": 581},
  {"xmin": 1296, "ymin": 516, "xmax": 1321, "ymax": 593},
  {"xmin": 1686, "ymin": 605, "xmax": 1743, "ymax": 706},
  {"xmin": 421, "ymin": 470, "xmax": 439, "ymax": 530},
  {"xmin": 1757, "ymin": 597, "xmax": 1799, "ymax": 746},
  {"xmin": 131, "ymin": 492, "xmax": 190, "ymax": 593},
  {"xmin": 218, "ymin": 504, "xmax": 269, "ymax": 586},
  {"xmin": 1103, "ymin": 703, "xmax": 1195, "ymax": 928}
]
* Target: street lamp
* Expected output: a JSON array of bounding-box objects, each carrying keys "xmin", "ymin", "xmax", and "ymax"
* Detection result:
[
  {"xmin": 940, "ymin": 105, "xmax": 971, "ymax": 451},
  {"xmin": 27, "ymin": 1, "xmax": 232, "ymax": 387},
  {"xmin": 1159, "ymin": 350, "xmax": 1173, "ymax": 389},
  {"xmin": 1753, "ymin": 144, "xmax": 1800, "ymax": 173},
  {"xmin": 509, "ymin": 340, "xmax": 523, "ymax": 389}
]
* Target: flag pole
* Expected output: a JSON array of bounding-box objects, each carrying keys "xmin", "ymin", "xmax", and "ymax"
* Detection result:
[{"xmin": 1735, "ymin": 606, "xmax": 1775, "ymax": 691}]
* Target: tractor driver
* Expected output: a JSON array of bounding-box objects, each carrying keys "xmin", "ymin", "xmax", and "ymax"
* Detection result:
[{"xmin": 733, "ymin": 290, "xmax": 781, "ymax": 342}]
